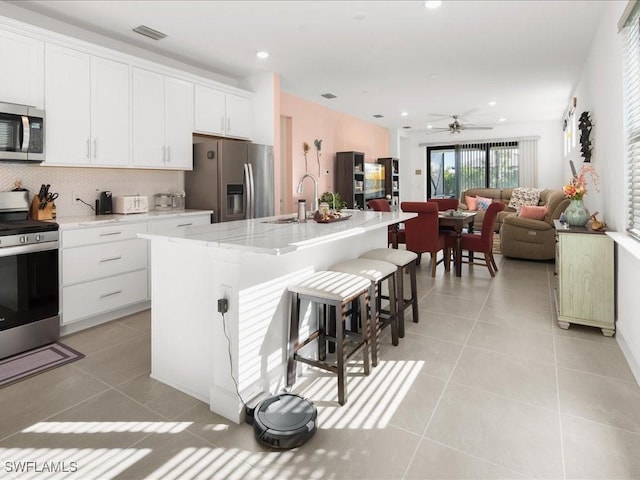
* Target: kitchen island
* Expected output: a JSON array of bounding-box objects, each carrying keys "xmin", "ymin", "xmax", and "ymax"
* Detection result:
[{"xmin": 139, "ymin": 209, "xmax": 415, "ymax": 423}]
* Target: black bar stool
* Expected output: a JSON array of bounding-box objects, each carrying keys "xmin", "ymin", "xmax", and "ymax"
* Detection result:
[{"xmin": 287, "ymin": 270, "xmax": 372, "ymax": 405}]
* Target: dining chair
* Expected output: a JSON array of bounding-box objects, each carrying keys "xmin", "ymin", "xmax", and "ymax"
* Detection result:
[
  {"xmin": 428, "ymin": 198, "xmax": 459, "ymax": 211},
  {"xmin": 368, "ymin": 199, "xmax": 405, "ymax": 248},
  {"xmin": 400, "ymin": 201, "xmax": 449, "ymax": 277},
  {"xmin": 446, "ymin": 201, "xmax": 505, "ymax": 277}
]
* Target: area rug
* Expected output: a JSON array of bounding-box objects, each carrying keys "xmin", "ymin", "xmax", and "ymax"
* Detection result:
[
  {"xmin": 0, "ymin": 342, "xmax": 84, "ymax": 388},
  {"xmin": 492, "ymin": 233, "xmax": 502, "ymax": 254}
]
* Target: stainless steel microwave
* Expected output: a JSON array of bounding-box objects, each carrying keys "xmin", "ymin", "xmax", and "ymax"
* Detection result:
[{"xmin": 0, "ymin": 102, "xmax": 45, "ymax": 162}]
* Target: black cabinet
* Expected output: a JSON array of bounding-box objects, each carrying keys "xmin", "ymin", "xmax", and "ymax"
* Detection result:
[
  {"xmin": 336, "ymin": 151, "xmax": 365, "ymax": 209},
  {"xmin": 377, "ymin": 157, "xmax": 399, "ymax": 206}
]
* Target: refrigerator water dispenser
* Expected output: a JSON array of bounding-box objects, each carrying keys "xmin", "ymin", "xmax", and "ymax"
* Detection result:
[{"xmin": 227, "ymin": 185, "xmax": 244, "ymax": 215}]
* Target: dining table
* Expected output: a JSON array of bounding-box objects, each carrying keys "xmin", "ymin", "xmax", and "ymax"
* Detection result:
[{"xmin": 438, "ymin": 211, "xmax": 477, "ymax": 277}]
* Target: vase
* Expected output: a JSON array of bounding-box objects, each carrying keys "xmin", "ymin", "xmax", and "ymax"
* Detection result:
[{"xmin": 564, "ymin": 198, "xmax": 589, "ymax": 226}]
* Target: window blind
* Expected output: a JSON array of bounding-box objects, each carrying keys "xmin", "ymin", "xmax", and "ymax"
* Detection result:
[{"xmin": 623, "ymin": 6, "xmax": 640, "ymax": 239}]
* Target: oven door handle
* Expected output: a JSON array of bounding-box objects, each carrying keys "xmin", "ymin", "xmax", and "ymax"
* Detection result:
[{"xmin": 0, "ymin": 241, "xmax": 59, "ymax": 257}]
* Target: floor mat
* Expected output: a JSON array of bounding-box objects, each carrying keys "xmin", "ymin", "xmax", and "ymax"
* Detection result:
[{"xmin": 0, "ymin": 342, "xmax": 84, "ymax": 388}]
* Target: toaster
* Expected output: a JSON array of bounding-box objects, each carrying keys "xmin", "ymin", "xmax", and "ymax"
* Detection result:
[{"xmin": 113, "ymin": 195, "xmax": 149, "ymax": 214}]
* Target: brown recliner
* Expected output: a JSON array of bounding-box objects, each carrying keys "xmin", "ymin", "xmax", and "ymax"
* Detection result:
[{"xmin": 500, "ymin": 190, "xmax": 570, "ymax": 260}]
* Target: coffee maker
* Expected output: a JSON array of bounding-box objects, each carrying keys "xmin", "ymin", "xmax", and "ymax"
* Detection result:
[{"xmin": 98, "ymin": 191, "xmax": 113, "ymax": 215}]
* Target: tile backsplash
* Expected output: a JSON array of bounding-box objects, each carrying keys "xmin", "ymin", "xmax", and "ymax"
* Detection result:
[{"xmin": 0, "ymin": 164, "xmax": 184, "ymax": 218}]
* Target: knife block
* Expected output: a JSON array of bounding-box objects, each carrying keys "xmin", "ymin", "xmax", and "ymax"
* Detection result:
[{"xmin": 30, "ymin": 196, "xmax": 55, "ymax": 220}]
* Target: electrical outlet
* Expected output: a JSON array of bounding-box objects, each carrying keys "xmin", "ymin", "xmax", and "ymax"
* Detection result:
[
  {"xmin": 220, "ymin": 284, "xmax": 232, "ymax": 312},
  {"xmin": 72, "ymin": 191, "xmax": 80, "ymax": 205}
]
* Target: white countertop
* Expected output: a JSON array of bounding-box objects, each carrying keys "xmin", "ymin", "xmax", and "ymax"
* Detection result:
[
  {"xmin": 56, "ymin": 209, "xmax": 213, "ymax": 229},
  {"xmin": 138, "ymin": 209, "xmax": 416, "ymax": 255}
]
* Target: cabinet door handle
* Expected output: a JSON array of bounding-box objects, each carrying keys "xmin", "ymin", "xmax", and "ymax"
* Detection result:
[
  {"xmin": 93, "ymin": 139, "xmax": 97, "ymax": 158},
  {"xmin": 166, "ymin": 145, "xmax": 170, "ymax": 163},
  {"xmin": 86, "ymin": 139, "xmax": 90, "ymax": 159},
  {"xmin": 99, "ymin": 290, "xmax": 123, "ymax": 299},
  {"xmin": 99, "ymin": 256, "xmax": 122, "ymax": 263},
  {"xmin": 177, "ymin": 223, "xmax": 192, "ymax": 228},
  {"xmin": 221, "ymin": 117, "xmax": 225, "ymax": 132},
  {"xmin": 99, "ymin": 231, "xmax": 122, "ymax": 237},
  {"xmin": 227, "ymin": 118, "xmax": 231, "ymax": 132}
]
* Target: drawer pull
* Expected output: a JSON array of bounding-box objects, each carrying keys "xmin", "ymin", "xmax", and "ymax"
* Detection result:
[
  {"xmin": 99, "ymin": 231, "xmax": 122, "ymax": 237},
  {"xmin": 99, "ymin": 256, "xmax": 122, "ymax": 263},
  {"xmin": 99, "ymin": 290, "xmax": 123, "ymax": 299},
  {"xmin": 177, "ymin": 223, "xmax": 192, "ymax": 227}
]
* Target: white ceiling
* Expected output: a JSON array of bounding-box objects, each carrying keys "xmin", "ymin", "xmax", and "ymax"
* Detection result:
[{"xmin": 9, "ymin": 0, "xmax": 608, "ymax": 131}]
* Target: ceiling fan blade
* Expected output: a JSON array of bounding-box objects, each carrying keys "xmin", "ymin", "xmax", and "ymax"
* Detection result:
[{"xmin": 461, "ymin": 126, "xmax": 494, "ymax": 130}]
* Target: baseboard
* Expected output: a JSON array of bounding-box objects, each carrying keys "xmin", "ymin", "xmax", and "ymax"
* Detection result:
[
  {"xmin": 617, "ymin": 327, "xmax": 640, "ymax": 386},
  {"xmin": 60, "ymin": 301, "xmax": 150, "ymax": 336}
]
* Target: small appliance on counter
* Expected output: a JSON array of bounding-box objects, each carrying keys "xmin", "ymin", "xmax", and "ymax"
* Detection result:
[
  {"xmin": 154, "ymin": 193, "xmax": 173, "ymax": 211},
  {"xmin": 170, "ymin": 190, "xmax": 186, "ymax": 210},
  {"xmin": 98, "ymin": 191, "xmax": 113, "ymax": 215},
  {"xmin": 113, "ymin": 195, "xmax": 149, "ymax": 214}
]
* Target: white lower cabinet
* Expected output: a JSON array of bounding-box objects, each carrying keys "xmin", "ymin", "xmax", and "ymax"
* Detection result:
[
  {"xmin": 60, "ymin": 220, "xmax": 149, "ymax": 327},
  {"xmin": 63, "ymin": 270, "xmax": 148, "ymax": 325},
  {"xmin": 60, "ymin": 213, "xmax": 211, "ymax": 329}
]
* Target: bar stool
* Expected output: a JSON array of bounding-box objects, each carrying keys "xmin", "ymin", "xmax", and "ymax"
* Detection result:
[
  {"xmin": 329, "ymin": 258, "xmax": 398, "ymax": 367},
  {"xmin": 359, "ymin": 248, "xmax": 419, "ymax": 338},
  {"xmin": 287, "ymin": 270, "xmax": 372, "ymax": 406}
]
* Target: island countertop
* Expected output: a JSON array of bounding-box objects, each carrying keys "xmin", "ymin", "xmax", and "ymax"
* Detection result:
[{"xmin": 138, "ymin": 209, "xmax": 415, "ymax": 255}]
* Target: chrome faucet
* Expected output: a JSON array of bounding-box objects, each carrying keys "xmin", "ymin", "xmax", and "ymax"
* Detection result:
[{"xmin": 296, "ymin": 173, "xmax": 319, "ymax": 213}]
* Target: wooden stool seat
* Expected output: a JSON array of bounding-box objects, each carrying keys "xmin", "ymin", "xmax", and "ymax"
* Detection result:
[
  {"xmin": 329, "ymin": 258, "xmax": 398, "ymax": 367},
  {"xmin": 359, "ymin": 248, "xmax": 419, "ymax": 338},
  {"xmin": 287, "ymin": 271, "xmax": 372, "ymax": 405}
]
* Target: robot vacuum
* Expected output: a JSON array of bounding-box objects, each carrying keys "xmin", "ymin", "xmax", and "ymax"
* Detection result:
[{"xmin": 246, "ymin": 393, "xmax": 317, "ymax": 449}]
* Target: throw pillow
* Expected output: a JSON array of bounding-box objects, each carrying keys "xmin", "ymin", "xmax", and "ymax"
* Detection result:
[
  {"xmin": 508, "ymin": 187, "xmax": 542, "ymax": 210},
  {"xmin": 519, "ymin": 205, "xmax": 548, "ymax": 220},
  {"xmin": 476, "ymin": 195, "xmax": 493, "ymax": 211},
  {"xmin": 465, "ymin": 195, "xmax": 478, "ymax": 211}
]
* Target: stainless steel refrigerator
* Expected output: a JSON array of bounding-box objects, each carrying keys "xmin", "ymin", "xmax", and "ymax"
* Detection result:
[{"xmin": 186, "ymin": 140, "xmax": 274, "ymax": 222}]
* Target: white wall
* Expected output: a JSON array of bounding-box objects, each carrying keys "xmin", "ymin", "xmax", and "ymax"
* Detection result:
[
  {"xmin": 396, "ymin": 120, "xmax": 564, "ymax": 202},
  {"xmin": 570, "ymin": 0, "xmax": 640, "ymax": 383}
]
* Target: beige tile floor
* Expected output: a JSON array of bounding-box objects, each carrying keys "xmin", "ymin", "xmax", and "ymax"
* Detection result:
[{"xmin": 1, "ymin": 255, "xmax": 640, "ymax": 479}]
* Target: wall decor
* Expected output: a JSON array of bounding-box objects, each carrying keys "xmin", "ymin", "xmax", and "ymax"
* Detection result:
[{"xmin": 578, "ymin": 111, "xmax": 593, "ymax": 162}]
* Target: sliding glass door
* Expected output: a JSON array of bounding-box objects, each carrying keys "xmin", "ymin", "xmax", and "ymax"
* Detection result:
[{"xmin": 427, "ymin": 141, "xmax": 519, "ymax": 198}]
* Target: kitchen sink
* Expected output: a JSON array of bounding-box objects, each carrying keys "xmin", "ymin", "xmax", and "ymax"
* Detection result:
[{"xmin": 262, "ymin": 216, "xmax": 299, "ymax": 224}]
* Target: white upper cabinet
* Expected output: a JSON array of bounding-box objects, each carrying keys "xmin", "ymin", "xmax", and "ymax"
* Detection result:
[
  {"xmin": 0, "ymin": 29, "xmax": 43, "ymax": 107},
  {"xmin": 45, "ymin": 43, "xmax": 129, "ymax": 166},
  {"xmin": 194, "ymin": 85, "xmax": 252, "ymax": 140},
  {"xmin": 90, "ymin": 56, "xmax": 130, "ymax": 166},
  {"xmin": 225, "ymin": 93, "xmax": 252, "ymax": 139},
  {"xmin": 132, "ymin": 68, "xmax": 194, "ymax": 169},
  {"xmin": 45, "ymin": 44, "xmax": 91, "ymax": 165},
  {"xmin": 194, "ymin": 85, "xmax": 225, "ymax": 136}
]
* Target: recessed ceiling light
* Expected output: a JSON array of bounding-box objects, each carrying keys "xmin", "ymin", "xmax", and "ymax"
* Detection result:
[
  {"xmin": 488, "ymin": 101, "xmax": 497, "ymax": 106},
  {"xmin": 256, "ymin": 51, "xmax": 269, "ymax": 59},
  {"xmin": 427, "ymin": 125, "xmax": 433, "ymax": 129},
  {"xmin": 401, "ymin": 112, "xmax": 408, "ymax": 117},
  {"xmin": 424, "ymin": 1, "xmax": 442, "ymax": 9},
  {"xmin": 499, "ymin": 117, "xmax": 506, "ymax": 122}
]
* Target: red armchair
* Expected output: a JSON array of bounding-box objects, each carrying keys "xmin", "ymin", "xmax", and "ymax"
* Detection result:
[
  {"xmin": 446, "ymin": 201, "xmax": 504, "ymax": 277},
  {"xmin": 400, "ymin": 201, "xmax": 449, "ymax": 277},
  {"xmin": 428, "ymin": 198, "xmax": 459, "ymax": 211},
  {"xmin": 368, "ymin": 199, "xmax": 405, "ymax": 248}
]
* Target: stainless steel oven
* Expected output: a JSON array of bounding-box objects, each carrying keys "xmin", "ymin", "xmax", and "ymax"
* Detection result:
[
  {"xmin": 0, "ymin": 192, "xmax": 59, "ymax": 359},
  {"xmin": 0, "ymin": 102, "xmax": 45, "ymax": 162}
]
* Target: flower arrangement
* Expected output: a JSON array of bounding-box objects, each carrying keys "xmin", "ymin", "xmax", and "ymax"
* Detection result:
[
  {"xmin": 303, "ymin": 141, "xmax": 310, "ymax": 172},
  {"xmin": 314, "ymin": 139, "xmax": 322, "ymax": 177},
  {"xmin": 563, "ymin": 163, "xmax": 599, "ymax": 200}
]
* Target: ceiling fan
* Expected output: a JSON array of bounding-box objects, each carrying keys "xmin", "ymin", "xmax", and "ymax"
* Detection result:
[{"xmin": 425, "ymin": 115, "xmax": 494, "ymax": 134}]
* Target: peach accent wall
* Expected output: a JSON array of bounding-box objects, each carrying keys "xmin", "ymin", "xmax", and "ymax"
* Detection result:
[{"xmin": 280, "ymin": 92, "xmax": 390, "ymax": 210}]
